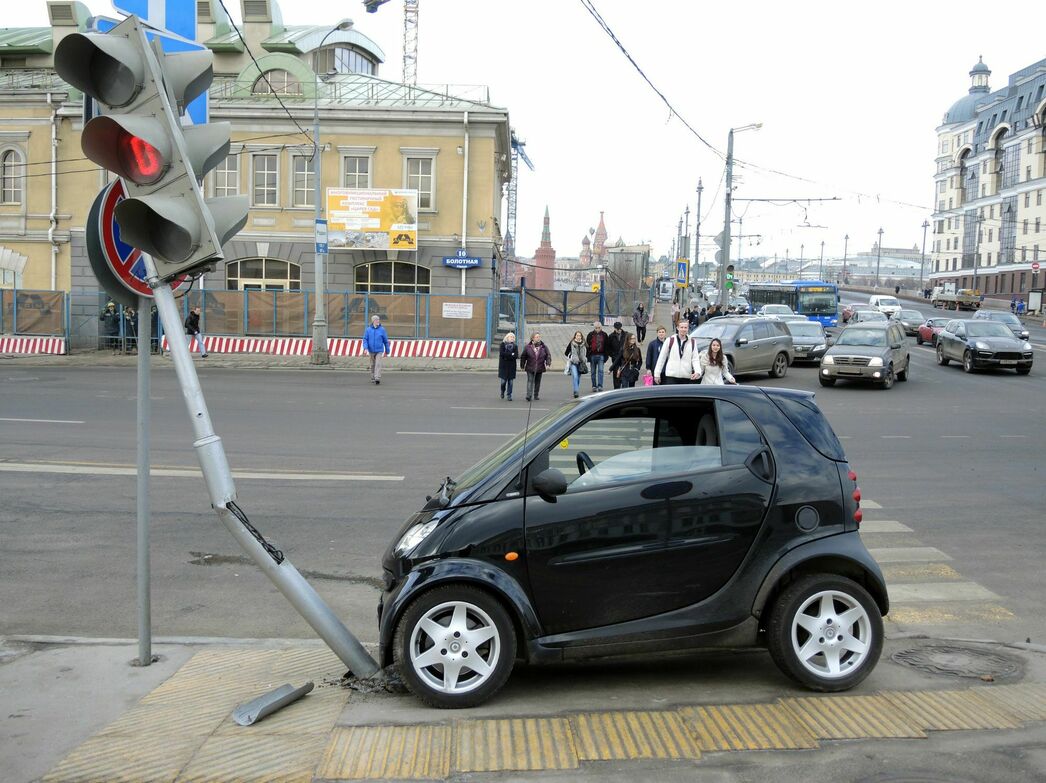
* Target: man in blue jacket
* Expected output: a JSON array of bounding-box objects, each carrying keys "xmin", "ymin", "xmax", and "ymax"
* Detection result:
[{"xmin": 363, "ymin": 314, "xmax": 391, "ymax": 384}]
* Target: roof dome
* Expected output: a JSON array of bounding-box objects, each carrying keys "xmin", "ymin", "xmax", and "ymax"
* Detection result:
[
  {"xmin": 943, "ymin": 57, "xmax": 991, "ymax": 125},
  {"xmin": 970, "ymin": 56, "xmax": 990, "ymax": 76}
]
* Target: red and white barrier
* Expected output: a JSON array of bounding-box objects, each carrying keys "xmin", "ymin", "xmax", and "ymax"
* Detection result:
[
  {"xmin": 0, "ymin": 336, "xmax": 66, "ymax": 355},
  {"xmin": 159, "ymin": 336, "xmax": 487, "ymax": 359}
]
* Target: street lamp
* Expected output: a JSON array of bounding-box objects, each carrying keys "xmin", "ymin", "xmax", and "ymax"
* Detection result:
[
  {"xmin": 842, "ymin": 233, "xmax": 849, "ymax": 283},
  {"xmin": 720, "ymin": 123, "xmax": 762, "ymax": 297},
  {"xmin": 920, "ymin": 219, "xmax": 929, "ymax": 294},
  {"xmin": 874, "ymin": 227, "xmax": 884, "ymax": 289},
  {"xmin": 819, "ymin": 240, "xmax": 825, "ymax": 281},
  {"xmin": 310, "ymin": 18, "xmax": 354, "ymax": 365},
  {"xmin": 799, "ymin": 243, "xmax": 804, "ymax": 279}
]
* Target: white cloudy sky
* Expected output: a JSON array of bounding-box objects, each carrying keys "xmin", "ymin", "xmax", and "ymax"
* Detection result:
[{"xmin": 9, "ymin": 0, "xmax": 1046, "ymax": 264}]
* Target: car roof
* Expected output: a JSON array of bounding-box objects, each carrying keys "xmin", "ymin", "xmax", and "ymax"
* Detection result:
[{"xmin": 841, "ymin": 321, "xmax": 890, "ymax": 330}]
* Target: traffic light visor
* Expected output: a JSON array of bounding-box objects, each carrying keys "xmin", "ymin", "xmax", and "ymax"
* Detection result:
[
  {"xmin": 54, "ymin": 32, "xmax": 144, "ymax": 108},
  {"xmin": 115, "ymin": 195, "xmax": 200, "ymax": 263}
]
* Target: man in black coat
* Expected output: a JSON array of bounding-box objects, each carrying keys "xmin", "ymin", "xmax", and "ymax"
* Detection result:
[
  {"xmin": 585, "ymin": 321, "xmax": 609, "ymax": 392},
  {"xmin": 606, "ymin": 321, "xmax": 626, "ymax": 389},
  {"xmin": 645, "ymin": 325, "xmax": 667, "ymax": 384}
]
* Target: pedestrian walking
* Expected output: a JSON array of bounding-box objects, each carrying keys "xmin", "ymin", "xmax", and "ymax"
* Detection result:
[
  {"xmin": 1017, "ymin": 298, "xmax": 1026, "ymax": 316},
  {"xmin": 607, "ymin": 321, "xmax": 626, "ymax": 389},
  {"xmin": 1011, "ymin": 295, "xmax": 1018, "ymax": 313},
  {"xmin": 894, "ymin": 285, "xmax": 901, "ymax": 296},
  {"xmin": 498, "ymin": 332, "xmax": 518, "ymax": 400},
  {"xmin": 617, "ymin": 333, "xmax": 643, "ymax": 388},
  {"xmin": 585, "ymin": 321, "xmax": 609, "ymax": 392},
  {"xmin": 697, "ymin": 338, "xmax": 736, "ymax": 385},
  {"xmin": 632, "ymin": 303, "xmax": 649, "ymax": 343},
  {"xmin": 183, "ymin": 305, "xmax": 207, "ymax": 358},
  {"xmin": 99, "ymin": 301, "xmax": 120, "ymax": 353},
  {"xmin": 671, "ymin": 301, "xmax": 681, "ymax": 329},
  {"xmin": 363, "ymin": 314, "xmax": 391, "ymax": 384},
  {"xmin": 645, "ymin": 325, "xmax": 667, "ymax": 384},
  {"xmin": 520, "ymin": 331, "xmax": 552, "ymax": 401},
  {"xmin": 124, "ymin": 307, "xmax": 138, "ymax": 354},
  {"xmin": 687, "ymin": 306, "xmax": 700, "ymax": 331},
  {"xmin": 653, "ymin": 320, "xmax": 699, "ymax": 384},
  {"xmin": 563, "ymin": 330, "xmax": 588, "ymax": 398}
]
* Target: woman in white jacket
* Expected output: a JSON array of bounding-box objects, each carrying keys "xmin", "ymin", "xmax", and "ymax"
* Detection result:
[{"xmin": 697, "ymin": 338, "xmax": 737, "ymax": 385}]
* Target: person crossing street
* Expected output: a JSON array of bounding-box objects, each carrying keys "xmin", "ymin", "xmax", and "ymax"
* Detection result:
[
  {"xmin": 653, "ymin": 320, "xmax": 699, "ymax": 384},
  {"xmin": 363, "ymin": 314, "xmax": 391, "ymax": 384}
]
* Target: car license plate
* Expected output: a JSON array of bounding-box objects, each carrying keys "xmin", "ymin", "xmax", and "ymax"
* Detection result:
[
  {"xmin": 796, "ymin": 347, "xmax": 808, "ymax": 353},
  {"xmin": 1000, "ymin": 360, "xmax": 1017, "ymax": 365}
]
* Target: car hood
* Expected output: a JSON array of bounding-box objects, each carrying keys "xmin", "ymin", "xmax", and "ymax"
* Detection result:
[
  {"xmin": 825, "ymin": 344, "xmax": 888, "ymax": 358},
  {"xmin": 792, "ymin": 336, "xmax": 825, "ymax": 347},
  {"xmin": 971, "ymin": 335, "xmax": 1026, "ymax": 350}
]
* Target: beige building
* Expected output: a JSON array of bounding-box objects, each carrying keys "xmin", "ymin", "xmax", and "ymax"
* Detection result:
[
  {"xmin": 0, "ymin": 0, "xmax": 512, "ymax": 343},
  {"xmin": 931, "ymin": 57, "xmax": 1046, "ymax": 303}
]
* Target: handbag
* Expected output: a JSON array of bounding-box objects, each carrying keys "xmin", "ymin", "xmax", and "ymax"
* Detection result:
[
  {"xmin": 643, "ymin": 371, "xmax": 654, "ymax": 387},
  {"xmin": 578, "ymin": 360, "xmax": 589, "ymax": 375}
]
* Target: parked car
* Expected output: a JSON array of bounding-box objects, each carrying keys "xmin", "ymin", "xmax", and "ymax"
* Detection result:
[
  {"xmin": 971, "ymin": 310, "xmax": 1030, "ymax": 340},
  {"xmin": 756, "ymin": 304, "xmax": 795, "ymax": 317},
  {"xmin": 850, "ymin": 309, "xmax": 889, "ymax": 324},
  {"xmin": 819, "ymin": 322, "xmax": 910, "ymax": 389},
  {"xmin": 379, "ymin": 386, "xmax": 887, "ymax": 707},
  {"xmin": 868, "ymin": 295, "xmax": 902, "ymax": 318},
  {"xmin": 936, "ymin": 319, "xmax": 1033, "ymax": 374},
  {"xmin": 692, "ymin": 316, "xmax": 794, "ymax": 378},
  {"xmin": 785, "ymin": 320, "xmax": 829, "ymax": 363},
  {"xmin": 729, "ymin": 296, "xmax": 750, "ymax": 314},
  {"xmin": 916, "ymin": 316, "xmax": 952, "ymax": 347},
  {"xmin": 894, "ymin": 309, "xmax": 925, "ymax": 336}
]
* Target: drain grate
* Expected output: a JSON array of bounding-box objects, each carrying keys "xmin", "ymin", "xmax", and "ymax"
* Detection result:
[{"xmin": 891, "ymin": 644, "xmax": 1023, "ymax": 680}]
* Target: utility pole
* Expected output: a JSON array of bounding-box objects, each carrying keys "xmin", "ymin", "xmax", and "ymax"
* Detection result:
[
  {"xmin": 683, "ymin": 205, "xmax": 690, "ymax": 258},
  {"xmin": 799, "ymin": 243, "xmax": 804, "ymax": 279},
  {"xmin": 695, "ymin": 177, "xmax": 703, "ymax": 282},
  {"xmin": 819, "ymin": 240, "xmax": 825, "ymax": 281},
  {"xmin": 843, "ymin": 233, "xmax": 849, "ymax": 282},
  {"xmin": 720, "ymin": 131, "xmax": 734, "ymax": 298},
  {"xmin": 875, "ymin": 227, "xmax": 884, "ymax": 289},
  {"xmin": 920, "ymin": 219, "xmax": 929, "ymax": 293}
]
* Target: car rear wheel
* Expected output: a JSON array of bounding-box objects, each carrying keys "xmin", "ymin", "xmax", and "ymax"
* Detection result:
[
  {"xmin": 916, "ymin": 335, "xmax": 924, "ymax": 345},
  {"xmin": 394, "ymin": 585, "xmax": 516, "ymax": 709},
  {"xmin": 768, "ymin": 574, "xmax": 883, "ymax": 692},
  {"xmin": 962, "ymin": 350, "xmax": 976, "ymax": 373},
  {"xmin": 896, "ymin": 358, "xmax": 910, "ymax": 382},
  {"xmin": 818, "ymin": 377, "xmax": 836, "ymax": 387},
  {"xmin": 936, "ymin": 345, "xmax": 949, "ymax": 365},
  {"xmin": 880, "ymin": 365, "xmax": 894, "ymax": 389},
  {"xmin": 769, "ymin": 352, "xmax": 788, "ymax": 379}
]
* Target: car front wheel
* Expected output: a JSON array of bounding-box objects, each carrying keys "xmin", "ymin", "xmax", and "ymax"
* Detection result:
[
  {"xmin": 394, "ymin": 585, "xmax": 516, "ymax": 709},
  {"xmin": 936, "ymin": 345, "xmax": 949, "ymax": 365},
  {"xmin": 897, "ymin": 357, "xmax": 910, "ymax": 382},
  {"xmin": 818, "ymin": 376, "xmax": 836, "ymax": 387},
  {"xmin": 880, "ymin": 365, "xmax": 894, "ymax": 389},
  {"xmin": 962, "ymin": 350, "xmax": 976, "ymax": 373},
  {"xmin": 767, "ymin": 574, "xmax": 883, "ymax": 692},
  {"xmin": 916, "ymin": 335, "xmax": 924, "ymax": 345}
]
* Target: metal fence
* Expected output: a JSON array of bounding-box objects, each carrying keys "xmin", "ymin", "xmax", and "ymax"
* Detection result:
[
  {"xmin": 520, "ymin": 287, "xmax": 643, "ymax": 324},
  {"xmin": 0, "ymin": 289, "xmax": 70, "ymax": 337}
]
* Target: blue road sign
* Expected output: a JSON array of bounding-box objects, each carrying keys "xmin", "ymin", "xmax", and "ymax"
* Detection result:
[
  {"xmin": 315, "ymin": 219, "xmax": 329, "ymax": 255},
  {"xmin": 112, "ymin": 0, "xmax": 196, "ymax": 41},
  {"xmin": 94, "ymin": 15, "xmax": 207, "ymax": 125},
  {"xmin": 443, "ymin": 248, "xmax": 482, "ymax": 269},
  {"xmin": 676, "ymin": 260, "xmax": 688, "ymax": 286}
]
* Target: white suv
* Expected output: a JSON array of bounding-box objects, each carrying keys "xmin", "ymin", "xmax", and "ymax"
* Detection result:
[{"xmin": 868, "ymin": 295, "xmax": 901, "ymax": 318}]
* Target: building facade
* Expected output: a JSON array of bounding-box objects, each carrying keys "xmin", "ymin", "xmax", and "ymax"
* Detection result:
[
  {"xmin": 0, "ymin": 0, "xmax": 512, "ymax": 343},
  {"xmin": 930, "ymin": 57, "xmax": 1046, "ymax": 303}
]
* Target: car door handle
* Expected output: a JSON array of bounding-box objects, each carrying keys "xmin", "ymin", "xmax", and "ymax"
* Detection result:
[
  {"xmin": 744, "ymin": 446, "xmax": 775, "ymax": 483},
  {"xmin": 641, "ymin": 480, "xmax": 693, "ymax": 500}
]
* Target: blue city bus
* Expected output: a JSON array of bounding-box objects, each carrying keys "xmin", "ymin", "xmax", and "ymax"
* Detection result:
[{"xmin": 746, "ymin": 281, "xmax": 840, "ymax": 327}]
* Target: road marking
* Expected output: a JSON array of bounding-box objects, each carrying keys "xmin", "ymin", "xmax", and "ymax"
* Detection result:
[
  {"xmin": 860, "ymin": 499, "xmax": 882, "ymax": 509},
  {"xmin": 880, "ymin": 562, "xmax": 963, "ymax": 582},
  {"xmin": 887, "ymin": 604, "xmax": 1015, "ymax": 625},
  {"xmin": 0, "ymin": 417, "xmax": 84, "ymax": 424},
  {"xmin": 940, "ymin": 435, "xmax": 970, "ymax": 439},
  {"xmin": 867, "ymin": 546, "xmax": 951, "ymax": 563},
  {"xmin": 999, "ymin": 435, "xmax": 1028, "ymax": 439},
  {"xmin": 450, "ymin": 406, "xmax": 549, "ymax": 412},
  {"xmin": 888, "ymin": 581, "xmax": 1000, "ymax": 603},
  {"xmin": 858, "ymin": 520, "xmax": 912, "ymax": 533},
  {"xmin": 0, "ymin": 462, "xmax": 403, "ymax": 482},
  {"xmin": 397, "ymin": 431, "xmax": 515, "ymax": 437},
  {"xmin": 880, "ymin": 435, "xmax": 911, "ymax": 439}
]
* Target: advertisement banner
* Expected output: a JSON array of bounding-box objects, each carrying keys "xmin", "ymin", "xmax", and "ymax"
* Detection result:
[{"xmin": 325, "ymin": 188, "xmax": 419, "ymax": 251}]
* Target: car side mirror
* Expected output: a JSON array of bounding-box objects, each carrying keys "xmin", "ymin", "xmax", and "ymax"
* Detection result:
[
  {"xmin": 531, "ymin": 468, "xmax": 567, "ymax": 502},
  {"xmin": 736, "ymin": 337, "xmax": 749, "ymax": 346},
  {"xmin": 891, "ymin": 342, "xmax": 902, "ymax": 350}
]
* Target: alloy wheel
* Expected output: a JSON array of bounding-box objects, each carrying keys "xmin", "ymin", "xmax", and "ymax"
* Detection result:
[
  {"xmin": 790, "ymin": 589, "xmax": 873, "ymax": 680},
  {"xmin": 963, "ymin": 351, "xmax": 975, "ymax": 373},
  {"xmin": 408, "ymin": 600, "xmax": 501, "ymax": 695}
]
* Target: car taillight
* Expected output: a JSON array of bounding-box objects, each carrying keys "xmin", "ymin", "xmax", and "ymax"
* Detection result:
[
  {"xmin": 854, "ymin": 509, "xmax": 863, "ymax": 525},
  {"xmin": 853, "ymin": 488, "xmax": 861, "ymax": 502},
  {"xmin": 847, "ymin": 470, "xmax": 857, "ymax": 482}
]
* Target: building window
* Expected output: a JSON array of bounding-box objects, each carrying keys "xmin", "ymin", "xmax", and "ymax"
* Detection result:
[
  {"xmin": 988, "ymin": 228, "xmax": 993, "ymax": 242},
  {"xmin": 226, "ymin": 258, "xmax": 302, "ymax": 291},
  {"xmin": 1026, "ymin": 192, "xmax": 1031, "ymax": 208},
  {"xmin": 1022, "ymin": 246, "xmax": 1027, "ymax": 261},
  {"xmin": 1024, "ymin": 219, "xmax": 1029, "ymax": 235},
  {"xmin": 406, "ymin": 157, "xmax": 434, "ymax": 209},
  {"xmin": 1029, "ymin": 139, "xmax": 1035, "ymax": 154},
  {"xmin": 1037, "ymin": 218, "xmax": 1042, "ymax": 233},
  {"xmin": 252, "ymin": 69, "xmax": 302, "ymax": 96},
  {"xmin": 343, "ymin": 156, "xmax": 370, "ymax": 188},
  {"xmin": 1000, "ymin": 143, "xmax": 1020, "ymax": 189},
  {"xmin": 938, "ymin": 180, "xmax": 946, "ymax": 193},
  {"xmin": 1020, "ymin": 272, "xmax": 1026, "ymax": 291},
  {"xmin": 1027, "ymin": 166, "xmax": 1032, "ymax": 181},
  {"xmin": 1039, "ymin": 190, "xmax": 1043, "ymax": 206},
  {"xmin": 213, "ymin": 154, "xmax": 239, "ymax": 197},
  {"xmin": 1036, "ymin": 245, "xmax": 1041, "ymax": 261},
  {"xmin": 987, "ymin": 252, "xmax": 992, "ymax": 264},
  {"xmin": 313, "ymin": 45, "xmax": 376, "ymax": 76},
  {"xmin": 0, "ymin": 149, "xmax": 24, "ymax": 204},
  {"xmin": 252, "ymin": 154, "xmax": 278, "ymax": 206},
  {"xmin": 291, "ymin": 154, "xmax": 314, "ymax": 207},
  {"xmin": 354, "ymin": 261, "xmax": 431, "ymax": 294}
]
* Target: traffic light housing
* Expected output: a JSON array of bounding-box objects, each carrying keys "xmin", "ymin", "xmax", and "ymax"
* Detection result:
[
  {"xmin": 725, "ymin": 264, "xmax": 735, "ymax": 290},
  {"xmin": 55, "ymin": 16, "xmax": 247, "ymax": 281}
]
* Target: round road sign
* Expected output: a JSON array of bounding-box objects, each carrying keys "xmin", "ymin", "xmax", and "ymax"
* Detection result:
[{"xmin": 1033, "ymin": 262, "xmax": 1041, "ymax": 271}]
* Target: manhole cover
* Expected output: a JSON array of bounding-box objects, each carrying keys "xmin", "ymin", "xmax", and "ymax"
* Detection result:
[{"xmin": 891, "ymin": 644, "xmax": 1023, "ymax": 680}]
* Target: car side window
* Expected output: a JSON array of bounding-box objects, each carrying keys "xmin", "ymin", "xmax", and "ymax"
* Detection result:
[
  {"xmin": 716, "ymin": 400, "xmax": 765, "ymax": 465},
  {"xmin": 752, "ymin": 322, "xmax": 772, "ymax": 340},
  {"xmin": 737, "ymin": 325, "xmax": 755, "ymax": 343},
  {"xmin": 772, "ymin": 321, "xmax": 790, "ymax": 337}
]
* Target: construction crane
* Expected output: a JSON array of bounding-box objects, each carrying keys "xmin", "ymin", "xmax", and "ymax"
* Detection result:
[
  {"xmin": 363, "ymin": 0, "xmax": 419, "ymax": 86},
  {"xmin": 506, "ymin": 131, "xmax": 535, "ymax": 274}
]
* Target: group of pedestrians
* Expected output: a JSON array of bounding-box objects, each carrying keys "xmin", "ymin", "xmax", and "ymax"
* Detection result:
[{"xmin": 653, "ymin": 320, "xmax": 736, "ymax": 385}]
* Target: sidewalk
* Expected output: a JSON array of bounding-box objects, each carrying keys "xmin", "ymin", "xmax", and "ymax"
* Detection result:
[{"xmin": 6, "ymin": 633, "xmax": 1046, "ymax": 783}]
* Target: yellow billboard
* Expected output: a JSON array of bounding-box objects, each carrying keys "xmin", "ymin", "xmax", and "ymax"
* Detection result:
[{"xmin": 325, "ymin": 188, "xmax": 418, "ymax": 251}]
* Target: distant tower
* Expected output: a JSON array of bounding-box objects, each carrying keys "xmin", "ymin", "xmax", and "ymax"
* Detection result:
[
  {"xmin": 593, "ymin": 211, "xmax": 608, "ymax": 262},
  {"xmin": 969, "ymin": 56, "xmax": 991, "ymax": 93},
  {"xmin": 532, "ymin": 206, "xmax": 556, "ymax": 290},
  {"xmin": 580, "ymin": 234, "xmax": 592, "ymax": 267},
  {"xmin": 503, "ymin": 230, "xmax": 516, "ymax": 285}
]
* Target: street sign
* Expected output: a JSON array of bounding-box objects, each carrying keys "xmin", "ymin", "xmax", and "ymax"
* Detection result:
[
  {"xmin": 676, "ymin": 259, "xmax": 688, "ymax": 288},
  {"xmin": 315, "ymin": 219, "xmax": 328, "ymax": 255},
  {"xmin": 86, "ymin": 180, "xmax": 188, "ymax": 303},
  {"xmin": 112, "ymin": 0, "xmax": 196, "ymax": 43},
  {"xmin": 591, "ymin": 283, "xmax": 600, "ymax": 292},
  {"xmin": 1033, "ymin": 262, "xmax": 1041, "ymax": 271},
  {"xmin": 443, "ymin": 248, "xmax": 483, "ymax": 269}
]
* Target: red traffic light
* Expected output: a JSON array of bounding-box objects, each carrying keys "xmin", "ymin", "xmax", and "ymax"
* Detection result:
[{"xmin": 118, "ymin": 130, "xmax": 165, "ymax": 185}]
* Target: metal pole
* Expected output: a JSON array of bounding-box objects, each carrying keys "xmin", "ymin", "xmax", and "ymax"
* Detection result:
[
  {"xmin": 720, "ymin": 129, "xmax": 734, "ymax": 299},
  {"xmin": 843, "ymin": 234, "xmax": 849, "ymax": 282},
  {"xmin": 800, "ymin": 243, "xmax": 804, "ymax": 279},
  {"xmin": 875, "ymin": 228, "xmax": 884, "ymax": 289},
  {"xmin": 695, "ymin": 177, "xmax": 703, "ymax": 284},
  {"xmin": 819, "ymin": 241, "xmax": 825, "ymax": 281},
  {"xmin": 920, "ymin": 219, "xmax": 929, "ymax": 293},
  {"xmin": 683, "ymin": 205, "xmax": 690, "ymax": 259},
  {"xmin": 310, "ymin": 69, "xmax": 329, "ymax": 364},
  {"xmin": 145, "ymin": 260, "xmax": 381, "ymax": 680},
  {"xmin": 135, "ymin": 294, "xmax": 152, "ymax": 666}
]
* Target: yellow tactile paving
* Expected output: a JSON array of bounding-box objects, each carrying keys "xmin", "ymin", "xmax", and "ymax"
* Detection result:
[
  {"xmin": 881, "ymin": 688, "xmax": 1022, "ymax": 731},
  {"xmin": 97, "ymin": 699, "xmax": 230, "ymax": 737},
  {"xmin": 42, "ymin": 733, "xmax": 201, "ymax": 783},
  {"xmin": 571, "ymin": 710, "xmax": 701, "ymax": 760},
  {"xmin": 213, "ymin": 685, "xmax": 349, "ymax": 736},
  {"xmin": 172, "ymin": 648, "xmax": 285, "ymax": 678},
  {"xmin": 780, "ymin": 694, "xmax": 927, "ymax": 739},
  {"xmin": 453, "ymin": 717, "xmax": 578, "ymax": 772},
  {"xmin": 175, "ymin": 733, "xmax": 328, "ymax": 783},
  {"xmin": 681, "ymin": 702, "xmax": 819, "ymax": 751},
  {"xmin": 316, "ymin": 725, "xmax": 451, "ymax": 780},
  {"xmin": 968, "ymin": 683, "xmax": 1046, "ymax": 723}
]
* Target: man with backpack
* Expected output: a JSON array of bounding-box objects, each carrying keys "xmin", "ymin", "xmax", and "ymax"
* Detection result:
[{"xmin": 653, "ymin": 320, "xmax": 699, "ymax": 384}]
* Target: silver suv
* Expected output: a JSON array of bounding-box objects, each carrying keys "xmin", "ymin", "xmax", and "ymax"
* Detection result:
[
  {"xmin": 819, "ymin": 322, "xmax": 910, "ymax": 390},
  {"xmin": 692, "ymin": 316, "xmax": 794, "ymax": 378}
]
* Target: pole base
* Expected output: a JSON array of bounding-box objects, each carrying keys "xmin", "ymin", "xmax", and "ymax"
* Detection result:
[{"xmin": 310, "ymin": 348, "xmax": 331, "ymax": 365}]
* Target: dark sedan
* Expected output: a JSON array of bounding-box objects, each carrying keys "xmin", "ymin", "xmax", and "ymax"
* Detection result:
[
  {"xmin": 894, "ymin": 309, "xmax": 926, "ymax": 336},
  {"xmin": 972, "ymin": 310, "xmax": 1030, "ymax": 340},
  {"xmin": 916, "ymin": 316, "xmax": 951, "ymax": 347},
  {"xmin": 785, "ymin": 320, "xmax": 829, "ymax": 363},
  {"xmin": 936, "ymin": 319, "xmax": 1033, "ymax": 374}
]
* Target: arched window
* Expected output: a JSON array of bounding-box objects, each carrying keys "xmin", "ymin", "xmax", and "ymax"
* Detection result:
[
  {"xmin": 0, "ymin": 149, "xmax": 24, "ymax": 205},
  {"xmin": 355, "ymin": 261, "xmax": 430, "ymax": 294},
  {"xmin": 226, "ymin": 258, "xmax": 302, "ymax": 290},
  {"xmin": 252, "ymin": 70, "xmax": 302, "ymax": 96},
  {"xmin": 313, "ymin": 45, "xmax": 376, "ymax": 76}
]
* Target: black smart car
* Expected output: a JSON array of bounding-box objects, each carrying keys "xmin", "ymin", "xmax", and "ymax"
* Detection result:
[{"xmin": 379, "ymin": 386, "xmax": 888, "ymax": 708}]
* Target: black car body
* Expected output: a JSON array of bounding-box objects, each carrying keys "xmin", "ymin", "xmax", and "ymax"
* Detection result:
[
  {"xmin": 972, "ymin": 310, "xmax": 1030, "ymax": 340},
  {"xmin": 785, "ymin": 320, "xmax": 829, "ymax": 363},
  {"xmin": 936, "ymin": 319, "xmax": 1033, "ymax": 374},
  {"xmin": 895, "ymin": 309, "xmax": 926, "ymax": 336},
  {"xmin": 378, "ymin": 386, "xmax": 888, "ymax": 707}
]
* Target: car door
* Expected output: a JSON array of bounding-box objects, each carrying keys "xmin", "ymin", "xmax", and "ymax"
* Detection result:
[
  {"xmin": 733, "ymin": 323, "xmax": 758, "ymax": 373},
  {"xmin": 522, "ymin": 398, "xmax": 773, "ymax": 635},
  {"xmin": 940, "ymin": 320, "xmax": 961, "ymax": 359},
  {"xmin": 889, "ymin": 324, "xmax": 907, "ymax": 368}
]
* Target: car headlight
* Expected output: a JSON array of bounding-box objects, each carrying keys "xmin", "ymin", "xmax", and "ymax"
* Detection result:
[
  {"xmin": 814, "ymin": 344, "xmax": 827, "ymax": 352},
  {"xmin": 974, "ymin": 341, "xmax": 990, "ymax": 351},
  {"xmin": 394, "ymin": 519, "xmax": 440, "ymax": 556},
  {"xmin": 868, "ymin": 357, "xmax": 884, "ymax": 367},
  {"xmin": 821, "ymin": 355, "xmax": 834, "ymax": 365},
  {"xmin": 1024, "ymin": 342, "xmax": 1033, "ymax": 351}
]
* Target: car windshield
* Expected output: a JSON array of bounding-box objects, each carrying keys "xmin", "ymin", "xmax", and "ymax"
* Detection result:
[
  {"xmin": 929, "ymin": 318, "xmax": 949, "ymax": 327},
  {"xmin": 876, "ymin": 297, "xmax": 900, "ymax": 307},
  {"xmin": 694, "ymin": 321, "xmax": 736, "ymax": 339},
  {"xmin": 798, "ymin": 293, "xmax": 837, "ymax": 314},
  {"xmin": 901, "ymin": 310, "xmax": 923, "ymax": 320},
  {"xmin": 450, "ymin": 400, "xmax": 578, "ymax": 493},
  {"xmin": 859, "ymin": 312, "xmax": 888, "ymax": 321},
  {"xmin": 991, "ymin": 313, "xmax": 1021, "ymax": 326},
  {"xmin": 788, "ymin": 323, "xmax": 823, "ymax": 338},
  {"xmin": 835, "ymin": 328, "xmax": 887, "ymax": 347},
  {"xmin": 967, "ymin": 322, "xmax": 1016, "ymax": 339},
  {"xmin": 762, "ymin": 305, "xmax": 793, "ymax": 314}
]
